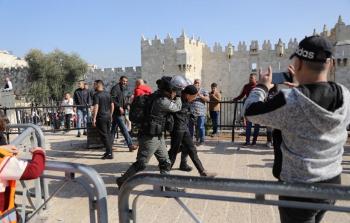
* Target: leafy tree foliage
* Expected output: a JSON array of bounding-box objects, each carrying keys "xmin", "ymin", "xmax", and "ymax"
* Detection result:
[{"xmin": 25, "ymin": 49, "xmax": 88, "ymax": 104}]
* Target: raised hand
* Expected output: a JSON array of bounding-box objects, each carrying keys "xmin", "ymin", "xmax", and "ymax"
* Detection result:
[{"xmin": 258, "ymin": 66, "xmax": 273, "ymax": 90}]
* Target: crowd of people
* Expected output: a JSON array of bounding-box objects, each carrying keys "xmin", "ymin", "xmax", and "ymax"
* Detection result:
[{"xmin": 1, "ymin": 35, "xmax": 349, "ymax": 223}]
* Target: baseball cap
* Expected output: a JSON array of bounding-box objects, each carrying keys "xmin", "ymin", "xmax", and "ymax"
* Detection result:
[{"xmin": 289, "ymin": 35, "xmax": 334, "ymax": 63}]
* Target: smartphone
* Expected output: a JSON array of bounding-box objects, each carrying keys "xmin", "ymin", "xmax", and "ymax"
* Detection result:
[{"xmin": 272, "ymin": 72, "xmax": 293, "ymax": 84}]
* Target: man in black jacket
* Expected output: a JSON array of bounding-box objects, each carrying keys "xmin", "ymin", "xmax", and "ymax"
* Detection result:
[
  {"xmin": 110, "ymin": 76, "xmax": 137, "ymax": 151},
  {"xmin": 168, "ymin": 85, "xmax": 216, "ymax": 177},
  {"xmin": 73, "ymin": 80, "xmax": 91, "ymax": 137}
]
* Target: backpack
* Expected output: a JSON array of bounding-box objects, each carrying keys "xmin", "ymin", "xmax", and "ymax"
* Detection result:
[
  {"xmin": 130, "ymin": 93, "xmax": 174, "ymax": 136},
  {"xmin": 129, "ymin": 94, "xmax": 152, "ymax": 124}
]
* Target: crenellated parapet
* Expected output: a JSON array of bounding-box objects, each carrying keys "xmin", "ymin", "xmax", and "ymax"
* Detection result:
[
  {"xmin": 85, "ymin": 65, "xmax": 142, "ymax": 93},
  {"xmin": 88, "ymin": 66, "xmax": 141, "ymax": 73},
  {"xmin": 141, "ymin": 30, "xmax": 205, "ymax": 52}
]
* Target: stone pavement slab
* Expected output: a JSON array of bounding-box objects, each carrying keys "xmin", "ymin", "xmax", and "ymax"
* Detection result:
[{"xmin": 24, "ymin": 132, "xmax": 350, "ymax": 223}]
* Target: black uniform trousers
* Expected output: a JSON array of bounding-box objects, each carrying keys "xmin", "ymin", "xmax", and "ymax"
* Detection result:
[
  {"xmin": 96, "ymin": 117, "xmax": 112, "ymax": 155},
  {"xmin": 168, "ymin": 130, "xmax": 204, "ymax": 173}
]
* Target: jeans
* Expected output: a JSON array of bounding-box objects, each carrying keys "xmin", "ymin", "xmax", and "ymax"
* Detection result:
[
  {"xmin": 168, "ymin": 131, "xmax": 205, "ymax": 173},
  {"xmin": 110, "ymin": 115, "xmax": 133, "ymax": 148},
  {"xmin": 209, "ymin": 111, "xmax": 219, "ymax": 134},
  {"xmin": 96, "ymin": 117, "xmax": 112, "ymax": 155},
  {"xmin": 246, "ymin": 121, "xmax": 260, "ymax": 144},
  {"xmin": 189, "ymin": 116, "xmax": 206, "ymax": 143},
  {"xmin": 77, "ymin": 109, "xmax": 88, "ymax": 134},
  {"xmin": 266, "ymin": 127, "xmax": 273, "ymax": 143},
  {"xmin": 64, "ymin": 114, "xmax": 72, "ymax": 130}
]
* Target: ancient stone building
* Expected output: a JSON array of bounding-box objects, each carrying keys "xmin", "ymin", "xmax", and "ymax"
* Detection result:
[
  {"xmin": 2, "ymin": 16, "xmax": 349, "ymax": 99},
  {"xmin": 141, "ymin": 16, "xmax": 350, "ymax": 97},
  {"xmin": 84, "ymin": 66, "xmax": 142, "ymax": 94}
]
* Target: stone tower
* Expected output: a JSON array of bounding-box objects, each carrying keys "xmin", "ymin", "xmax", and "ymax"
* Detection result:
[{"xmin": 141, "ymin": 16, "xmax": 350, "ymax": 97}]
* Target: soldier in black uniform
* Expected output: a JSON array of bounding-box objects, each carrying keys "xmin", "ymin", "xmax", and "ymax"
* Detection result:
[{"xmin": 116, "ymin": 76, "xmax": 182, "ymax": 188}]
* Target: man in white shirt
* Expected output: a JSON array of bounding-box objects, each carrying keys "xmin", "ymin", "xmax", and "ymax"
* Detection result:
[
  {"xmin": 3, "ymin": 77, "xmax": 12, "ymax": 91},
  {"xmin": 61, "ymin": 93, "xmax": 74, "ymax": 131}
]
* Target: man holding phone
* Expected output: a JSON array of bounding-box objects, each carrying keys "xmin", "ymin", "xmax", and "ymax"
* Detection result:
[{"xmin": 243, "ymin": 35, "xmax": 350, "ymax": 223}]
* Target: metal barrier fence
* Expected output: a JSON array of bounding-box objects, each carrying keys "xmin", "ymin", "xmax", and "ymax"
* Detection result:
[
  {"xmin": 1, "ymin": 104, "xmax": 119, "ymax": 149},
  {"xmin": 4, "ymin": 100, "xmax": 253, "ymax": 142},
  {"xmin": 205, "ymin": 99, "xmax": 246, "ymax": 141},
  {"xmin": 2, "ymin": 105, "xmax": 91, "ymax": 133},
  {"xmin": 118, "ymin": 173, "xmax": 350, "ymax": 223},
  {"xmin": 8, "ymin": 124, "xmax": 108, "ymax": 222}
]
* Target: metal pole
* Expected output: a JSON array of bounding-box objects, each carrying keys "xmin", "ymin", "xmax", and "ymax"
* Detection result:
[{"xmin": 232, "ymin": 102, "xmax": 238, "ymax": 142}]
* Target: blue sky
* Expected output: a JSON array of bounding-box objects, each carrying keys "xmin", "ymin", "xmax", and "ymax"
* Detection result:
[{"xmin": 0, "ymin": 0, "xmax": 349, "ymax": 67}]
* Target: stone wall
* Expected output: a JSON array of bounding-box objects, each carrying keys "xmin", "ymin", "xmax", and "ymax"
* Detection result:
[
  {"xmin": 142, "ymin": 16, "xmax": 350, "ymax": 98},
  {"xmin": 84, "ymin": 66, "xmax": 142, "ymax": 94},
  {"xmin": 0, "ymin": 67, "xmax": 29, "ymax": 95}
]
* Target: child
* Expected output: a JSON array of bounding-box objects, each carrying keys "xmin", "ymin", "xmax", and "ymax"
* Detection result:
[{"xmin": 0, "ymin": 114, "xmax": 46, "ymax": 222}]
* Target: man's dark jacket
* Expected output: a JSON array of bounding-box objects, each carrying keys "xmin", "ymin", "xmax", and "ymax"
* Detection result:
[
  {"xmin": 73, "ymin": 88, "xmax": 91, "ymax": 109},
  {"xmin": 172, "ymin": 96, "xmax": 192, "ymax": 132},
  {"xmin": 110, "ymin": 83, "xmax": 128, "ymax": 116}
]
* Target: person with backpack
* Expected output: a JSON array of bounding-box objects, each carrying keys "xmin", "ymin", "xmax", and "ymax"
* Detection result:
[
  {"xmin": 116, "ymin": 76, "xmax": 182, "ymax": 190},
  {"xmin": 168, "ymin": 85, "xmax": 217, "ymax": 177}
]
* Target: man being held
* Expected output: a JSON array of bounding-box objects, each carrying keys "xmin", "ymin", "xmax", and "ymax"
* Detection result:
[
  {"xmin": 243, "ymin": 35, "xmax": 350, "ymax": 223},
  {"xmin": 110, "ymin": 76, "xmax": 138, "ymax": 152},
  {"xmin": 168, "ymin": 85, "xmax": 216, "ymax": 177},
  {"xmin": 233, "ymin": 73, "xmax": 260, "ymax": 146},
  {"xmin": 92, "ymin": 80, "xmax": 114, "ymax": 159}
]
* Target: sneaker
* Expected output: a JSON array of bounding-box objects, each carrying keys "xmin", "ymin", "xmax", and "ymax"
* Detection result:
[
  {"xmin": 101, "ymin": 153, "xmax": 113, "ymax": 160},
  {"xmin": 128, "ymin": 145, "xmax": 138, "ymax": 152},
  {"xmin": 251, "ymin": 141, "xmax": 256, "ymax": 146},
  {"xmin": 266, "ymin": 142, "xmax": 273, "ymax": 148},
  {"xmin": 116, "ymin": 177, "xmax": 124, "ymax": 188},
  {"xmin": 76, "ymin": 132, "xmax": 81, "ymax": 137},
  {"xmin": 179, "ymin": 164, "xmax": 193, "ymax": 172},
  {"xmin": 196, "ymin": 141, "xmax": 205, "ymax": 146},
  {"xmin": 200, "ymin": 170, "xmax": 217, "ymax": 177},
  {"xmin": 242, "ymin": 142, "xmax": 250, "ymax": 147},
  {"xmin": 83, "ymin": 131, "xmax": 87, "ymax": 136}
]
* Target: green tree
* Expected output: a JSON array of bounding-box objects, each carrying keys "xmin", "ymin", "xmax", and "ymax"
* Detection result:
[{"xmin": 25, "ymin": 49, "xmax": 88, "ymax": 104}]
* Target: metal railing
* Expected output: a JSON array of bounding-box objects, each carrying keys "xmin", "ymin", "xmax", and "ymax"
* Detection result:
[
  {"xmin": 8, "ymin": 124, "xmax": 108, "ymax": 223},
  {"xmin": 118, "ymin": 173, "xmax": 350, "ymax": 223},
  {"xmin": 2, "ymin": 105, "xmax": 91, "ymax": 133},
  {"xmin": 204, "ymin": 99, "xmax": 269, "ymax": 142}
]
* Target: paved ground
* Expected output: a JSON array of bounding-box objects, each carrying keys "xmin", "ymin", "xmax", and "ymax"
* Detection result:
[{"xmin": 19, "ymin": 132, "xmax": 350, "ymax": 223}]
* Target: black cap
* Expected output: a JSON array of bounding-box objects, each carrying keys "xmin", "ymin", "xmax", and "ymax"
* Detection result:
[
  {"xmin": 289, "ymin": 35, "xmax": 333, "ymax": 62},
  {"xmin": 183, "ymin": 85, "xmax": 198, "ymax": 95},
  {"xmin": 159, "ymin": 76, "xmax": 173, "ymax": 92}
]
